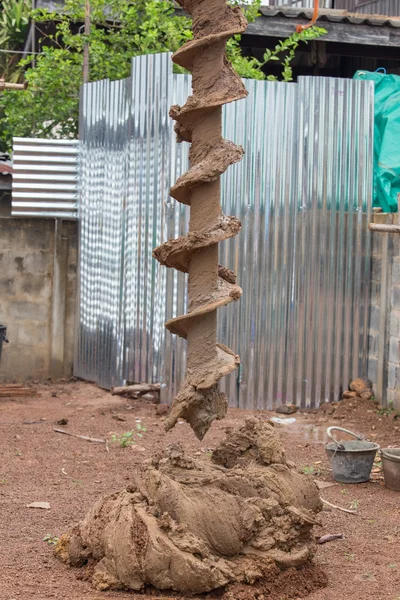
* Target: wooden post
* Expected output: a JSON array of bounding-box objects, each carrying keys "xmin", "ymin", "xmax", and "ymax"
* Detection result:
[
  {"xmin": 83, "ymin": 0, "xmax": 91, "ymax": 84},
  {"xmin": 50, "ymin": 219, "xmax": 69, "ymax": 379},
  {"xmin": 32, "ymin": 0, "xmax": 36, "ymax": 68},
  {"xmin": 376, "ymin": 212, "xmax": 391, "ymax": 405},
  {"xmin": 0, "ymin": 80, "xmax": 27, "ymax": 91}
]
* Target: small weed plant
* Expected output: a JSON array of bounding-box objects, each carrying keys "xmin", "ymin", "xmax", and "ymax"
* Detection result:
[
  {"xmin": 376, "ymin": 402, "xmax": 399, "ymax": 419},
  {"xmin": 301, "ymin": 465, "xmax": 321, "ymax": 476},
  {"xmin": 111, "ymin": 423, "xmax": 147, "ymax": 448},
  {"xmin": 43, "ymin": 533, "xmax": 59, "ymax": 546},
  {"xmin": 72, "ymin": 478, "xmax": 85, "ymax": 487}
]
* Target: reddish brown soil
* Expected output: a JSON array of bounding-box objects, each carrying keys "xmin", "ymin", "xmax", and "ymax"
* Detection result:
[{"xmin": 1, "ymin": 381, "xmax": 400, "ymax": 600}]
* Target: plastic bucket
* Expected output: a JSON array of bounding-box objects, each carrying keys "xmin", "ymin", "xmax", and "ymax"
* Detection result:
[
  {"xmin": 0, "ymin": 325, "xmax": 8, "ymax": 364},
  {"xmin": 382, "ymin": 448, "xmax": 400, "ymax": 492},
  {"xmin": 325, "ymin": 427, "xmax": 380, "ymax": 484}
]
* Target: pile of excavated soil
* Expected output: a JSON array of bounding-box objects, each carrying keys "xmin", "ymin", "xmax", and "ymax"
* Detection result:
[
  {"xmin": 55, "ymin": 417, "xmax": 325, "ymax": 596},
  {"xmin": 316, "ymin": 378, "xmax": 377, "ymax": 421},
  {"xmin": 218, "ymin": 563, "xmax": 328, "ymax": 600},
  {"xmin": 310, "ymin": 377, "xmax": 400, "ymax": 449},
  {"xmin": 316, "ymin": 396, "xmax": 379, "ymax": 422}
]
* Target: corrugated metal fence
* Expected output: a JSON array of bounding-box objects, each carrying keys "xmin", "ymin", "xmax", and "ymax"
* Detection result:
[
  {"xmin": 252, "ymin": 0, "xmax": 332, "ymax": 6},
  {"xmin": 268, "ymin": 0, "xmax": 398, "ymax": 11},
  {"xmin": 12, "ymin": 138, "xmax": 78, "ymax": 219},
  {"xmin": 75, "ymin": 52, "xmax": 374, "ymax": 409}
]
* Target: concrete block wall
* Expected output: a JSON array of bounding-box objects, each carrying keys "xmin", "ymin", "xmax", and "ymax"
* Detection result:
[
  {"xmin": 369, "ymin": 213, "xmax": 400, "ymax": 408},
  {"xmin": 0, "ymin": 218, "xmax": 77, "ymax": 382}
]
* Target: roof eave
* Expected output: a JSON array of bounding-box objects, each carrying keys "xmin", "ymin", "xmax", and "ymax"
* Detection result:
[{"xmin": 247, "ymin": 9, "xmax": 400, "ymax": 47}]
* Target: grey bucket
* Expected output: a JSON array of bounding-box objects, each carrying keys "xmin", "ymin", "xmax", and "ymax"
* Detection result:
[
  {"xmin": 325, "ymin": 427, "xmax": 380, "ymax": 484},
  {"xmin": 381, "ymin": 448, "xmax": 400, "ymax": 492}
]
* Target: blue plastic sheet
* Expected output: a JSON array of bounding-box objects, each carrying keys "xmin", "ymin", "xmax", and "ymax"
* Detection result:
[{"xmin": 354, "ymin": 70, "xmax": 400, "ymax": 212}]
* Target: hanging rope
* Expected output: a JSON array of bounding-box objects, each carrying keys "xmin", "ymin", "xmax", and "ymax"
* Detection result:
[{"xmin": 296, "ymin": 0, "xmax": 319, "ymax": 32}]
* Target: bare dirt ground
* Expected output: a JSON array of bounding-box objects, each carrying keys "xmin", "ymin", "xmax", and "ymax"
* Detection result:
[{"xmin": 1, "ymin": 381, "xmax": 400, "ymax": 600}]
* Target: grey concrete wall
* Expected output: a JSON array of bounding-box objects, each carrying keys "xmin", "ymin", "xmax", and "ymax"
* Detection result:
[
  {"xmin": 0, "ymin": 218, "xmax": 77, "ymax": 382},
  {"xmin": 368, "ymin": 212, "xmax": 400, "ymax": 408}
]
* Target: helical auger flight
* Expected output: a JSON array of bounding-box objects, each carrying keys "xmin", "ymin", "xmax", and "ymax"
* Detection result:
[{"xmin": 153, "ymin": 0, "xmax": 247, "ymax": 440}]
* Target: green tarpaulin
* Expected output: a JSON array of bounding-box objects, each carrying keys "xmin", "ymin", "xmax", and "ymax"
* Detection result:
[{"xmin": 354, "ymin": 70, "xmax": 400, "ymax": 212}]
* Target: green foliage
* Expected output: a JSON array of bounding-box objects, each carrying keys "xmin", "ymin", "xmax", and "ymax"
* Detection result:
[
  {"xmin": 0, "ymin": 0, "xmax": 30, "ymax": 48},
  {"xmin": 226, "ymin": 24, "xmax": 326, "ymax": 82},
  {"xmin": 0, "ymin": 0, "xmax": 194, "ymax": 150},
  {"xmin": 349, "ymin": 499, "xmax": 359, "ymax": 511},
  {"xmin": 344, "ymin": 552, "xmax": 355, "ymax": 561},
  {"xmin": 301, "ymin": 464, "xmax": 321, "ymax": 476},
  {"xmin": 0, "ymin": 0, "xmax": 325, "ymax": 151},
  {"xmin": 110, "ymin": 423, "xmax": 147, "ymax": 448},
  {"xmin": 43, "ymin": 533, "xmax": 59, "ymax": 546},
  {"xmin": 376, "ymin": 401, "xmax": 399, "ymax": 418},
  {"xmin": 0, "ymin": 0, "xmax": 30, "ymax": 82},
  {"xmin": 0, "ymin": 46, "xmax": 82, "ymax": 150},
  {"xmin": 262, "ymin": 26, "xmax": 326, "ymax": 82}
]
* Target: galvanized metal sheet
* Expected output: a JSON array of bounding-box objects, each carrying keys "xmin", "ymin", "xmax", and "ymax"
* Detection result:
[
  {"xmin": 12, "ymin": 137, "xmax": 78, "ymax": 218},
  {"xmin": 262, "ymin": 0, "xmax": 332, "ymax": 6},
  {"xmin": 356, "ymin": 0, "xmax": 399, "ymax": 15},
  {"xmin": 337, "ymin": 0, "xmax": 400, "ymax": 15},
  {"xmin": 75, "ymin": 53, "xmax": 374, "ymax": 410}
]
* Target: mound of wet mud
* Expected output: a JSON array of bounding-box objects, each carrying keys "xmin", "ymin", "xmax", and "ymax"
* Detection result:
[{"xmin": 55, "ymin": 418, "xmax": 325, "ymax": 595}]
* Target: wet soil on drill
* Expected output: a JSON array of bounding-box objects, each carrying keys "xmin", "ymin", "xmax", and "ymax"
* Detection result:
[{"xmin": 1, "ymin": 381, "xmax": 400, "ymax": 600}]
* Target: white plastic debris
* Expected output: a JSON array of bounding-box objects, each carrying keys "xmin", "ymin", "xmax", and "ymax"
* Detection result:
[
  {"xmin": 27, "ymin": 502, "xmax": 51, "ymax": 510},
  {"xmin": 270, "ymin": 417, "xmax": 296, "ymax": 425}
]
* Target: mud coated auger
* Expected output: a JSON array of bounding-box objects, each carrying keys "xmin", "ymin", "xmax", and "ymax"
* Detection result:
[{"xmin": 153, "ymin": 0, "xmax": 247, "ymax": 440}]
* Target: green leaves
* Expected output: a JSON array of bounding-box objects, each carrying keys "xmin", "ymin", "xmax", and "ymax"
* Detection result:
[
  {"xmin": 0, "ymin": 0, "xmax": 326, "ymax": 151},
  {"xmin": 0, "ymin": 0, "xmax": 187, "ymax": 148},
  {"xmin": 110, "ymin": 423, "xmax": 148, "ymax": 448},
  {"xmin": 261, "ymin": 25, "xmax": 327, "ymax": 83},
  {"xmin": 0, "ymin": 0, "xmax": 30, "ymax": 45},
  {"xmin": 0, "ymin": 0, "xmax": 30, "ymax": 83}
]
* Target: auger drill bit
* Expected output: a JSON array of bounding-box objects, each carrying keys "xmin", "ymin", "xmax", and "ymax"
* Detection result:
[{"xmin": 153, "ymin": 0, "xmax": 247, "ymax": 440}]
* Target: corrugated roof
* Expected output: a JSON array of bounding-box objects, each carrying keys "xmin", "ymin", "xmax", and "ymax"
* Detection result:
[
  {"xmin": 11, "ymin": 138, "xmax": 78, "ymax": 219},
  {"xmin": 335, "ymin": 0, "xmax": 399, "ymax": 17},
  {"xmin": 259, "ymin": 6, "xmax": 400, "ymax": 27}
]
